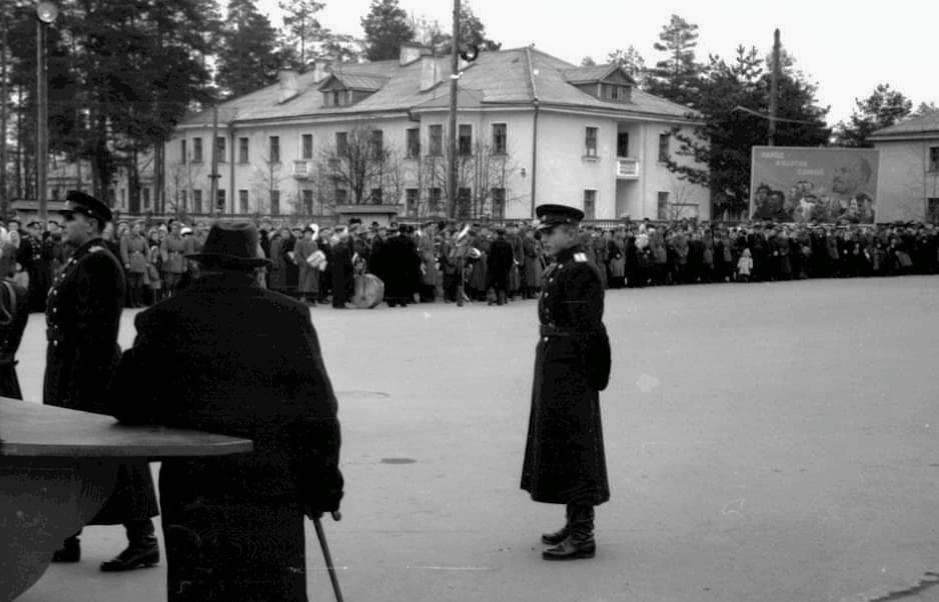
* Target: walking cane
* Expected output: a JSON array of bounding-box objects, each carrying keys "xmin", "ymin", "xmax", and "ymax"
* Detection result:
[{"xmin": 313, "ymin": 511, "xmax": 344, "ymax": 602}]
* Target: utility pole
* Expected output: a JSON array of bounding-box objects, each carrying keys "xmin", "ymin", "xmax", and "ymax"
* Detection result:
[
  {"xmin": 209, "ymin": 104, "xmax": 220, "ymax": 217},
  {"xmin": 768, "ymin": 28, "xmax": 780, "ymax": 146},
  {"xmin": 447, "ymin": 0, "xmax": 460, "ymax": 219},
  {"xmin": 449, "ymin": 0, "xmax": 465, "ymax": 306},
  {"xmin": 1, "ymin": 13, "xmax": 8, "ymax": 218},
  {"xmin": 35, "ymin": 2, "xmax": 58, "ymax": 221}
]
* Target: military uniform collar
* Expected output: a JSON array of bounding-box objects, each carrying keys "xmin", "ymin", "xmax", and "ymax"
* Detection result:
[
  {"xmin": 72, "ymin": 237, "xmax": 107, "ymax": 255},
  {"xmin": 553, "ymin": 244, "xmax": 582, "ymax": 263}
]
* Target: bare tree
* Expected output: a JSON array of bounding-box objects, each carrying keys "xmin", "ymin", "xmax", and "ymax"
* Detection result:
[
  {"xmin": 318, "ymin": 123, "xmax": 405, "ymax": 206},
  {"xmin": 251, "ymin": 153, "xmax": 288, "ymax": 215},
  {"xmin": 421, "ymin": 139, "xmax": 522, "ymax": 218}
]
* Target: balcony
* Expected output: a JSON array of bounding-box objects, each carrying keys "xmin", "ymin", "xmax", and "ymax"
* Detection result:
[
  {"xmin": 292, "ymin": 160, "xmax": 313, "ymax": 179},
  {"xmin": 616, "ymin": 157, "xmax": 639, "ymax": 179}
]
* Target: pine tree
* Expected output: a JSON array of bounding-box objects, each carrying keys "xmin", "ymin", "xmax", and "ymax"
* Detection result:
[
  {"xmin": 833, "ymin": 84, "xmax": 913, "ymax": 147},
  {"xmin": 646, "ymin": 14, "xmax": 702, "ymax": 107},
  {"xmin": 361, "ymin": 0, "xmax": 414, "ymax": 61},
  {"xmin": 217, "ymin": 0, "xmax": 282, "ymax": 98},
  {"xmin": 278, "ymin": 0, "xmax": 325, "ymax": 69}
]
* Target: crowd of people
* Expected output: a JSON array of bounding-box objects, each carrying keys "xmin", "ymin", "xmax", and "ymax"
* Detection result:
[{"xmin": 3, "ymin": 215, "xmax": 938, "ymax": 314}]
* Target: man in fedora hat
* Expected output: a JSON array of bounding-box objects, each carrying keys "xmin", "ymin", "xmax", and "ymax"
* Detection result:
[
  {"xmin": 521, "ymin": 203, "xmax": 611, "ymax": 561},
  {"xmin": 45, "ymin": 190, "xmax": 161, "ymax": 571},
  {"xmin": 109, "ymin": 221, "xmax": 344, "ymax": 601}
]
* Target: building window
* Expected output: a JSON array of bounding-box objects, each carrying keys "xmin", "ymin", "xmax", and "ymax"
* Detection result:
[
  {"xmin": 927, "ymin": 198, "xmax": 939, "ymax": 224},
  {"xmin": 370, "ymin": 188, "xmax": 383, "ymax": 204},
  {"xmin": 585, "ymin": 127, "xmax": 598, "ymax": 157},
  {"xmin": 270, "ymin": 190, "xmax": 280, "ymax": 215},
  {"xmin": 658, "ymin": 133, "xmax": 670, "ymax": 162},
  {"xmin": 302, "ymin": 189, "xmax": 314, "ymax": 214},
  {"xmin": 617, "ymin": 132, "xmax": 630, "ymax": 157},
  {"xmin": 180, "ymin": 139, "xmax": 187, "ymax": 163},
  {"xmin": 429, "ymin": 125, "xmax": 442, "ymax": 156},
  {"xmin": 239, "ymin": 189, "xmax": 249, "ymax": 213},
  {"xmin": 930, "ymin": 147, "xmax": 939, "ymax": 172},
  {"xmin": 336, "ymin": 132, "xmax": 348, "ymax": 157},
  {"xmin": 142, "ymin": 188, "xmax": 151, "ymax": 210},
  {"xmin": 583, "ymin": 189, "xmax": 596, "ymax": 220},
  {"xmin": 192, "ymin": 138, "xmax": 203, "ymax": 163},
  {"xmin": 406, "ymin": 128, "xmax": 420, "ymax": 158},
  {"xmin": 406, "ymin": 188, "xmax": 419, "ymax": 216},
  {"xmin": 492, "ymin": 123, "xmax": 507, "ymax": 154},
  {"xmin": 216, "ymin": 189, "xmax": 226, "ymax": 213},
  {"xmin": 491, "ymin": 187, "xmax": 506, "ymax": 218},
  {"xmin": 193, "ymin": 189, "xmax": 203, "ymax": 213},
  {"xmin": 179, "ymin": 190, "xmax": 187, "ymax": 212},
  {"xmin": 335, "ymin": 188, "xmax": 348, "ymax": 205},
  {"xmin": 370, "ymin": 130, "xmax": 383, "ymax": 160},
  {"xmin": 657, "ymin": 191, "xmax": 670, "ymax": 219},
  {"xmin": 458, "ymin": 124, "xmax": 472, "ymax": 155},
  {"xmin": 301, "ymin": 134, "xmax": 313, "ymax": 160},
  {"xmin": 238, "ymin": 137, "xmax": 249, "ymax": 163},
  {"xmin": 216, "ymin": 137, "xmax": 226, "ymax": 162},
  {"xmin": 269, "ymin": 136, "xmax": 280, "ymax": 163},
  {"xmin": 457, "ymin": 187, "xmax": 472, "ymax": 218},
  {"xmin": 429, "ymin": 187, "xmax": 442, "ymax": 214}
]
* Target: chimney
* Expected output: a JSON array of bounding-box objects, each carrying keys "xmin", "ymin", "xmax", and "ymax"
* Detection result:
[
  {"xmin": 420, "ymin": 56, "xmax": 441, "ymax": 92},
  {"xmin": 278, "ymin": 69, "xmax": 299, "ymax": 103},
  {"xmin": 399, "ymin": 44, "xmax": 424, "ymax": 66},
  {"xmin": 312, "ymin": 59, "xmax": 330, "ymax": 84}
]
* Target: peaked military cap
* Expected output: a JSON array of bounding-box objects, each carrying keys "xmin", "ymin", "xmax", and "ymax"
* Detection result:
[
  {"xmin": 535, "ymin": 204, "xmax": 585, "ymax": 232},
  {"xmin": 60, "ymin": 190, "xmax": 112, "ymax": 223}
]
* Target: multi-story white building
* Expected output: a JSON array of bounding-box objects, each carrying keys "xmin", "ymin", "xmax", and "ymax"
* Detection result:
[{"xmin": 162, "ymin": 45, "xmax": 710, "ymax": 223}]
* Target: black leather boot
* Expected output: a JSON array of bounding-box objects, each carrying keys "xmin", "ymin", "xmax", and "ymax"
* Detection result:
[
  {"xmin": 541, "ymin": 504, "xmax": 573, "ymax": 545},
  {"xmin": 51, "ymin": 535, "xmax": 81, "ymax": 563},
  {"xmin": 100, "ymin": 519, "xmax": 160, "ymax": 572},
  {"xmin": 542, "ymin": 504, "xmax": 596, "ymax": 560}
]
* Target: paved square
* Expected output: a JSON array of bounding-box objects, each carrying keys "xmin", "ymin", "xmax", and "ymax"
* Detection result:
[{"xmin": 17, "ymin": 276, "xmax": 939, "ymax": 602}]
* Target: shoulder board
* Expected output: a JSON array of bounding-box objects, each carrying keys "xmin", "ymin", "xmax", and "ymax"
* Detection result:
[
  {"xmin": 89, "ymin": 245, "xmax": 106, "ymax": 253},
  {"xmin": 573, "ymin": 252, "xmax": 588, "ymax": 263}
]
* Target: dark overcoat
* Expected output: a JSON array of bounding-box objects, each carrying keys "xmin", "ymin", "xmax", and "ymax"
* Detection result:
[
  {"xmin": 521, "ymin": 244, "xmax": 611, "ymax": 506},
  {"xmin": 43, "ymin": 237, "xmax": 158, "ymax": 525},
  {"xmin": 0, "ymin": 278, "xmax": 29, "ymax": 398},
  {"xmin": 111, "ymin": 272, "xmax": 344, "ymax": 602},
  {"xmin": 486, "ymin": 236, "xmax": 515, "ymax": 292}
]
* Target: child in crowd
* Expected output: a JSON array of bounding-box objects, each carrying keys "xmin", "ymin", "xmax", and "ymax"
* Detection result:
[{"xmin": 736, "ymin": 248, "xmax": 753, "ymax": 282}]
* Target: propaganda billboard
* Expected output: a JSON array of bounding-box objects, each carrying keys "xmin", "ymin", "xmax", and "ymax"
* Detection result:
[{"xmin": 750, "ymin": 146, "xmax": 880, "ymax": 223}]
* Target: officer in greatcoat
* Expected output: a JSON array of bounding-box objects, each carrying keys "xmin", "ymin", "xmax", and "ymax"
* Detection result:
[
  {"xmin": 521, "ymin": 204, "xmax": 611, "ymax": 561},
  {"xmin": 109, "ymin": 222, "xmax": 344, "ymax": 602},
  {"xmin": 45, "ymin": 191, "xmax": 160, "ymax": 571}
]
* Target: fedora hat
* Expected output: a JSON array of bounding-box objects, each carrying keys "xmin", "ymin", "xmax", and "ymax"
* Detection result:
[{"xmin": 186, "ymin": 222, "xmax": 271, "ymax": 269}]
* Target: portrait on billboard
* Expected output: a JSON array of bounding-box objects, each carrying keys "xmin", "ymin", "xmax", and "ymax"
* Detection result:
[{"xmin": 750, "ymin": 147, "xmax": 880, "ymax": 224}]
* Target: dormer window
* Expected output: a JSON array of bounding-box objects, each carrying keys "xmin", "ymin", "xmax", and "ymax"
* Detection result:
[
  {"xmin": 563, "ymin": 65, "xmax": 635, "ymax": 104},
  {"xmin": 325, "ymin": 89, "xmax": 348, "ymax": 107},
  {"xmin": 602, "ymin": 83, "xmax": 630, "ymax": 102}
]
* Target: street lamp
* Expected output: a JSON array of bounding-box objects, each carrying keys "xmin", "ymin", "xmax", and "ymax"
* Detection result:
[{"xmin": 36, "ymin": 1, "xmax": 58, "ymax": 222}]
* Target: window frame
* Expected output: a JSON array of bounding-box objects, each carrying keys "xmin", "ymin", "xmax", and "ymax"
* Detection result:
[
  {"xmin": 269, "ymin": 136, "xmax": 280, "ymax": 164},
  {"xmin": 301, "ymin": 134, "xmax": 314, "ymax": 160},
  {"xmin": 492, "ymin": 123, "xmax": 507, "ymax": 155},
  {"xmin": 658, "ymin": 133, "xmax": 670, "ymax": 163},
  {"xmin": 458, "ymin": 124, "xmax": 473, "ymax": 156},
  {"xmin": 192, "ymin": 137, "xmax": 203, "ymax": 163},
  {"xmin": 583, "ymin": 189, "xmax": 597, "ymax": 220},
  {"xmin": 585, "ymin": 127, "xmax": 598, "ymax": 158},
  {"xmin": 429, "ymin": 125, "xmax": 443, "ymax": 156}
]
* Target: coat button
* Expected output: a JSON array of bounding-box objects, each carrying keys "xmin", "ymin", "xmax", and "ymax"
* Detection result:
[{"xmin": 543, "ymin": 337, "xmax": 549, "ymax": 342}]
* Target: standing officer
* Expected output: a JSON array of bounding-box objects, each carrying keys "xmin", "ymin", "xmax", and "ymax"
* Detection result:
[
  {"xmin": 521, "ymin": 204, "xmax": 611, "ymax": 561},
  {"xmin": 45, "ymin": 190, "xmax": 160, "ymax": 571}
]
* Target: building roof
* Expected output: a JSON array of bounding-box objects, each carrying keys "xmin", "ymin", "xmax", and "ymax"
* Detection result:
[
  {"xmin": 178, "ymin": 46, "xmax": 695, "ymax": 128},
  {"xmin": 869, "ymin": 110, "xmax": 939, "ymax": 140}
]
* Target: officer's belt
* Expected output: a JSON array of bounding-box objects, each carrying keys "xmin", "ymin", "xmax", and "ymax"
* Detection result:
[{"xmin": 539, "ymin": 324, "xmax": 583, "ymax": 337}]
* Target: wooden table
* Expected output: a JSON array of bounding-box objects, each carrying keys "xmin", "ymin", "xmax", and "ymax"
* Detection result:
[{"xmin": 0, "ymin": 398, "xmax": 253, "ymax": 601}]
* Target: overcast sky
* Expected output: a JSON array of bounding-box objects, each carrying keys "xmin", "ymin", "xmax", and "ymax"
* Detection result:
[{"xmin": 257, "ymin": 0, "xmax": 939, "ymax": 126}]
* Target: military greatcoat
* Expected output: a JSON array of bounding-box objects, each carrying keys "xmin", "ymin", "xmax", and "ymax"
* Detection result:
[
  {"xmin": 43, "ymin": 237, "xmax": 159, "ymax": 525},
  {"xmin": 521, "ymin": 244, "xmax": 611, "ymax": 506}
]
